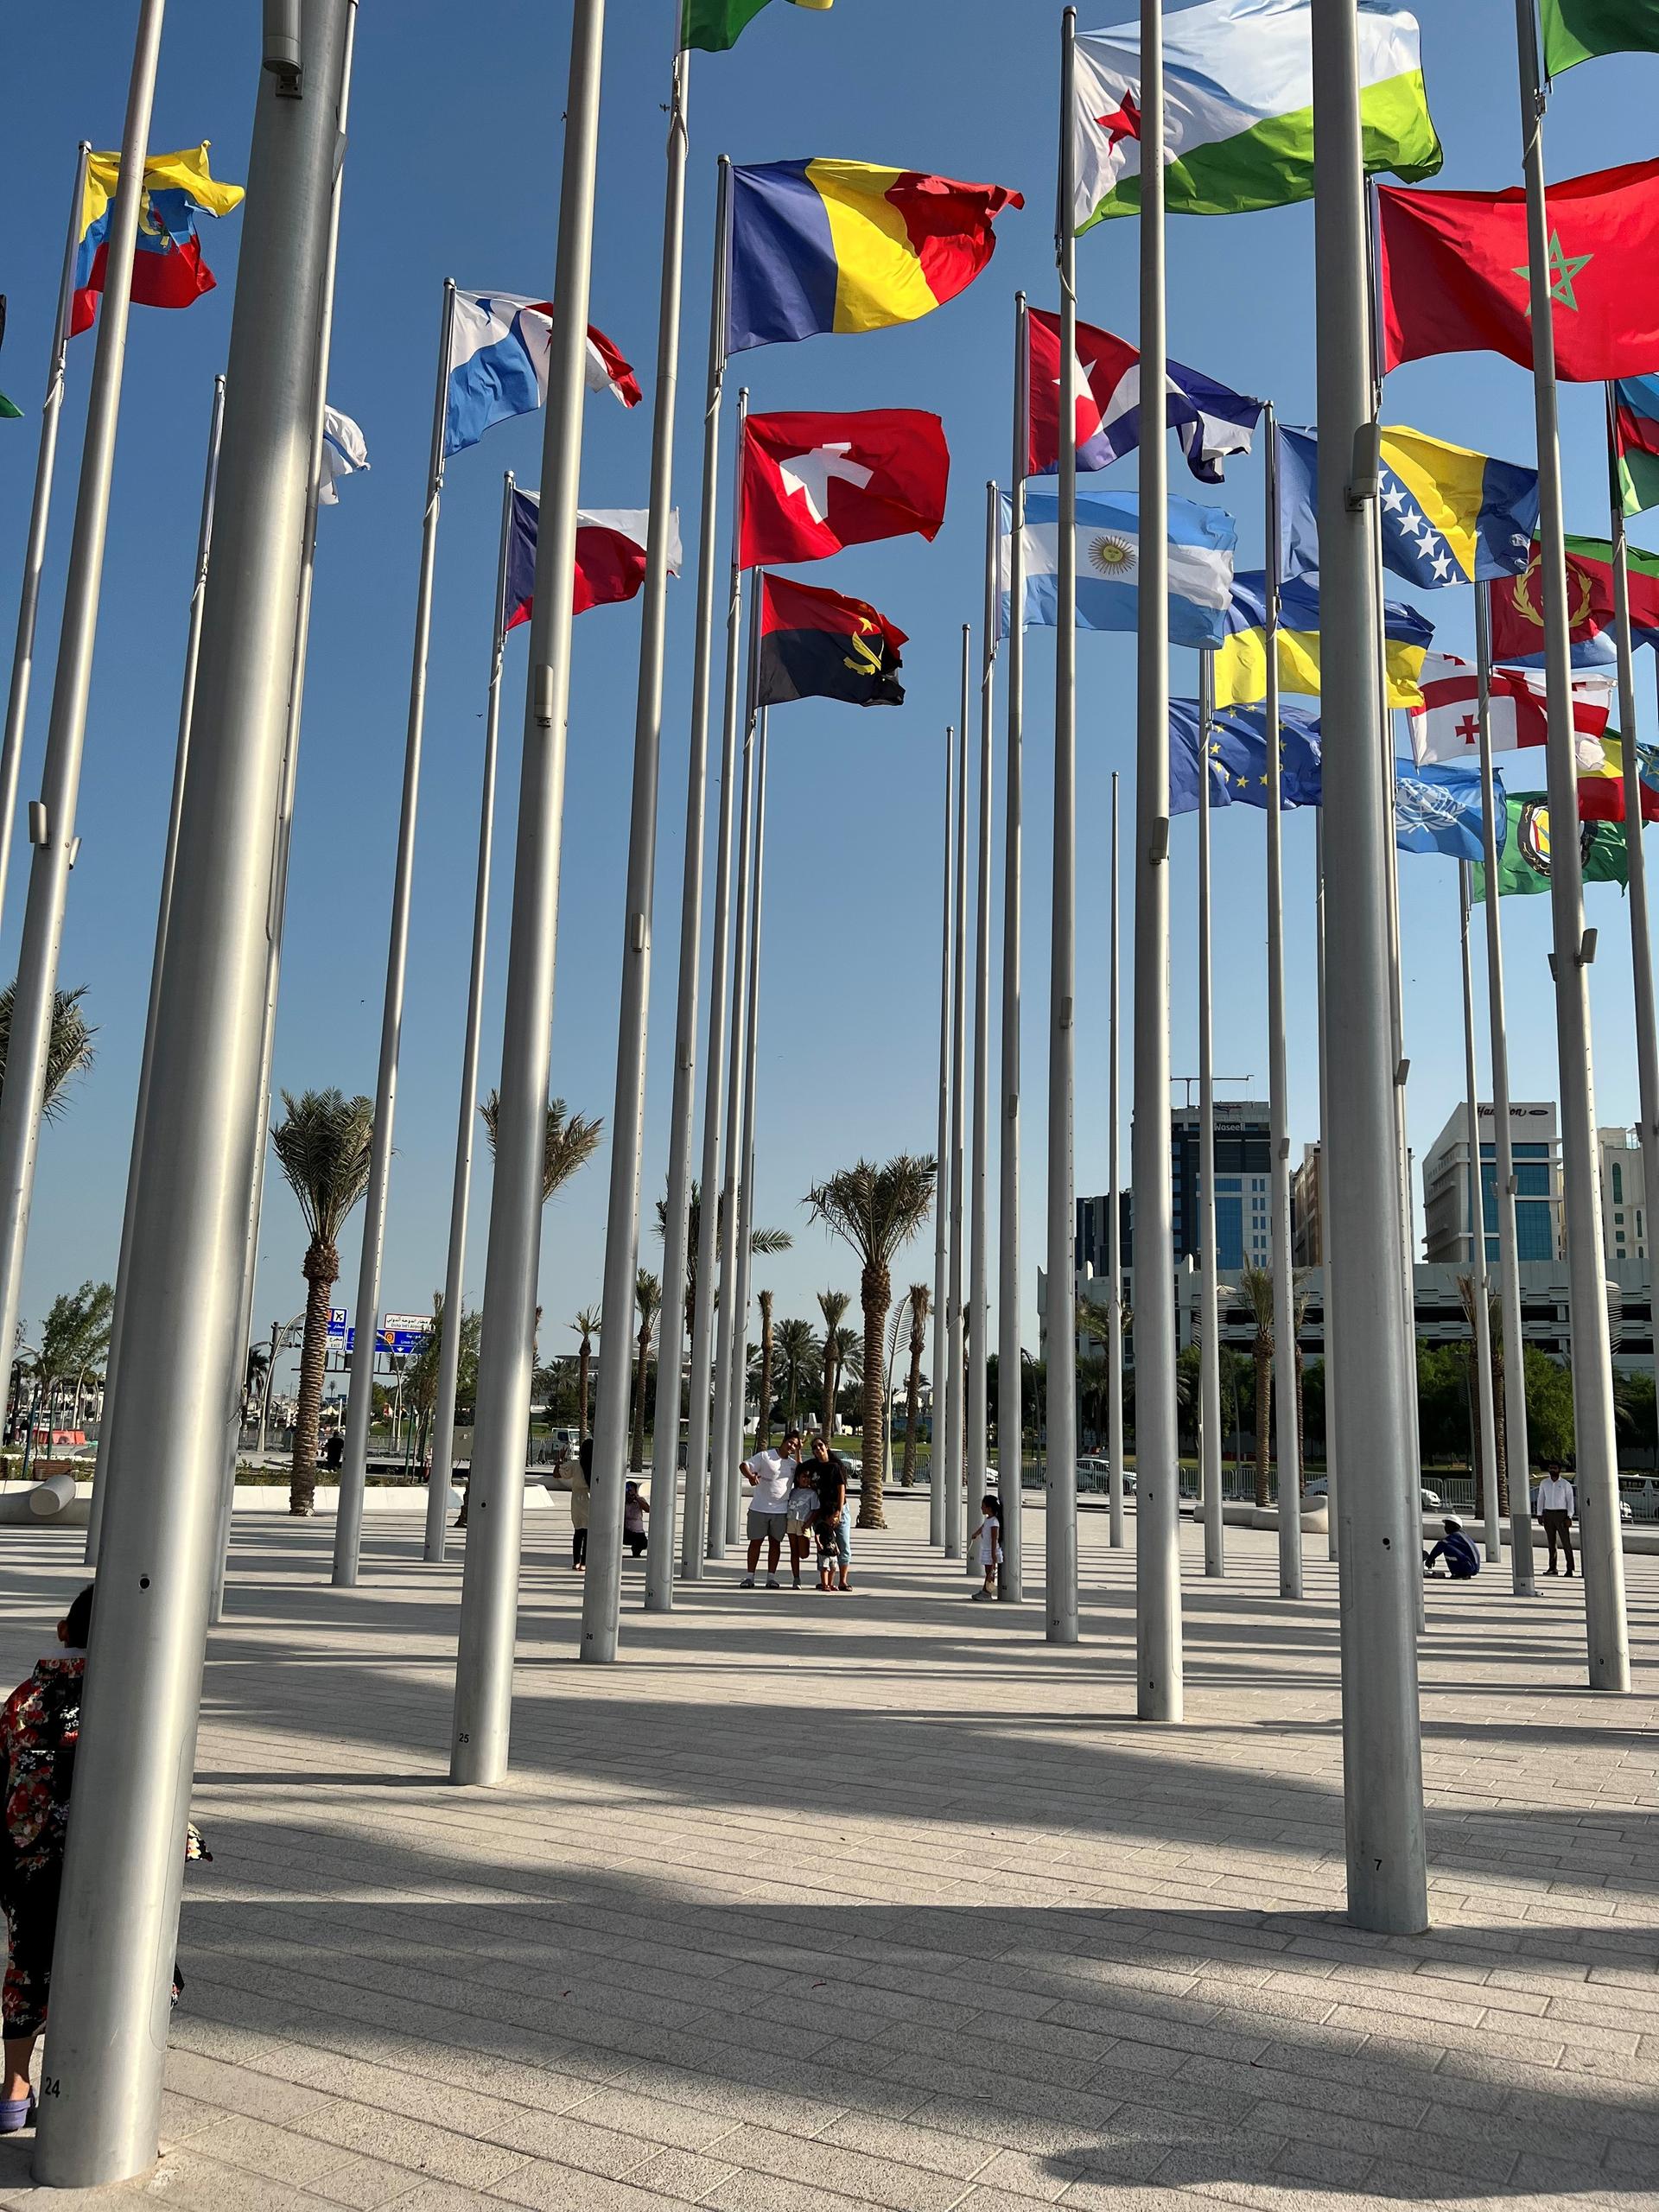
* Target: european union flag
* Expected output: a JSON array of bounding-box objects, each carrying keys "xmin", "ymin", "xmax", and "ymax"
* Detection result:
[
  {"xmin": 1276, "ymin": 423, "xmax": 1538, "ymax": 588},
  {"xmin": 1168, "ymin": 701, "xmax": 1323, "ymax": 815}
]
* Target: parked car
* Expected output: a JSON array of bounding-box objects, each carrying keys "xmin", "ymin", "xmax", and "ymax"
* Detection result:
[
  {"xmin": 1076, "ymin": 1456, "xmax": 1135, "ymax": 1495},
  {"xmin": 1302, "ymin": 1477, "xmax": 1442, "ymax": 1510}
]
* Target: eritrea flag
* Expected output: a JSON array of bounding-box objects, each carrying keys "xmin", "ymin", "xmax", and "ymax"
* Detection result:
[
  {"xmin": 1376, "ymin": 158, "xmax": 1659, "ymax": 381},
  {"xmin": 756, "ymin": 573, "xmax": 906, "ymax": 709},
  {"xmin": 1488, "ymin": 534, "xmax": 1659, "ymax": 667}
]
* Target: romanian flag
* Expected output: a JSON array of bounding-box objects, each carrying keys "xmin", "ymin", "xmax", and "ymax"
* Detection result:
[
  {"xmin": 73, "ymin": 144, "xmax": 244, "ymax": 336},
  {"xmin": 1615, "ymin": 377, "xmax": 1659, "ymax": 517},
  {"xmin": 683, "ymin": 0, "xmax": 830, "ymax": 50},
  {"xmin": 1217, "ymin": 572, "xmax": 1433, "ymax": 708},
  {"xmin": 756, "ymin": 573, "xmax": 906, "ymax": 708},
  {"xmin": 727, "ymin": 161, "xmax": 1021, "ymax": 354}
]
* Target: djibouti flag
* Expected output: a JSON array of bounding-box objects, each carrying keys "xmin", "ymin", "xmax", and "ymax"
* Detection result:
[
  {"xmin": 1073, "ymin": 0, "xmax": 1441, "ymax": 226},
  {"xmin": 1542, "ymin": 0, "xmax": 1659, "ymax": 73},
  {"xmin": 682, "ymin": 0, "xmax": 830, "ymax": 53}
]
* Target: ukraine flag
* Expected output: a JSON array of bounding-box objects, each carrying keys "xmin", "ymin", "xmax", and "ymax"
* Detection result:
[
  {"xmin": 727, "ymin": 161, "xmax": 1022, "ymax": 354},
  {"xmin": 1217, "ymin": 573, "xmax": 1434, "ymax": 709}
]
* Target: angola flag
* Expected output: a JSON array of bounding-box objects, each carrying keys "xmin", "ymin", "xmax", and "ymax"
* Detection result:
[
  {"xmin": 682, "ymin": 0, "xmax": 830, "ymax": 50},
  {"xmin": 756, "ymin": 572, "xmax": 906, "ymax": 708},
  {"xmin": 1488, "ymin": 534, "xmax": 1659, "ymax": 666},
  {"xmin": 1541, "ymin": 0, "xmax": 1659, "ymax": 73}
]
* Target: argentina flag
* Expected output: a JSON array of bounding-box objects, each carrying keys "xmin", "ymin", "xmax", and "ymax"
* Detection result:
[{"xmin": 1001, "ymin": 487, "xmax": 1236, "ymax": 648}]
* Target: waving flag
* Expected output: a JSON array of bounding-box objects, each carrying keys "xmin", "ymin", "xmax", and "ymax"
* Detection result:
[
  {"xmin": 683, "ymin": 0, "xmax": 831, "ymax": 48},
  {"xmin": 1001, "ymin": 487, "xmax": 1236, "ymax": 649},
  {"xmin": 1474, "ymin": 791, "xmax": 1627, "ymax": 899},
  {"xmin": 1407, "ymin": 652, "xmax": 1611, "ymax": 766},
  {"xmin": 1488, "ymin": 535, "xmax": 1659, "ymax": 668},
  {"xmin": 445, "ymin": 292, "xmax": 640, "ymax": 459},
  {"xmin": 1614, "ymin": 377, "xmax": 1659, "ymax": 516},
  {"xmin": 72, "ymin": 144, "xmax": 244, "ymax": 336},
  {"xmin": 1541, "ymin": 0, "xmax": 1659, "ymax": 72},
  {"xmin": 1578, "ymin": 733, "xmax": 1659, "ymax": 822},
  {"xmin": 1217, "ymin": 572, "xmax": 1433, "ymax": 706},
  {"xmin": 1026, "ymin": 308, "xmax": 1261, "ymax": 482},
  {"xmin": 0, "ymin": 298, "xmax": 19, "ymax": 420},
  {"xmin": 504, "ymin": 488, "xmax": 681, "ymax": 628},
  {"xmin": 318, "ymin": 409, "xmax": 369, "ymax": 505},
  {"xmin": 1168, "ymin": 699, "xmax": 1323, "ymax": 814},
  {"xmin": 1275, "ymin": 423, "xmax": 1536, "ymax": 587},
  {"xmin": 1072, "ymin": 0, "xmax": 1440, "ymax": 227},
  {"xmin": 726, "ymin": 162, "xmax": 1021, "ymax": 353},
  {"xmin": 741, "ymin": 409, "xmax": 949, "ymax": 567},
  {"xmin": 1376, "ymin": 159, "xmax": 1659, "ymax": 382},
  {"xmin": 1393, "ymin": 760, "xmax": 1489, "ymax": 862},
  {"xmin": 756, "ymin": 573, "xmax": 906, "ymax": 707}
]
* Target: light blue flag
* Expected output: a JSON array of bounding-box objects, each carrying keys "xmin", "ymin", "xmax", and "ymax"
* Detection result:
[
  {"xmin": 1393, "ymin": 759, "xmax": 1498, "ymax": 863},
  {"xmin": 1001, "ymin": 487, "xmax": 1236, "ymax": 650}
]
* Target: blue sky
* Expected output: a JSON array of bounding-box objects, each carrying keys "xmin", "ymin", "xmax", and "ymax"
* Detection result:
[{"xmin": 3, "ymin": 0, "xmax": 1658, "ymax": 1393}]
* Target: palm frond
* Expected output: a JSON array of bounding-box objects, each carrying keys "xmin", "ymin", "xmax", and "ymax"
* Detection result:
[
  {"xmin": 482, "ymin": 1091, "xmax": 604, "ymax": 1204},
  {"xmin": 270, "ymin": 1089, "xmax": 374, "ymax": 1243},
  {"xmin": 0, "ymin": 981, "xmax": 98, "ymax": 1126},
  {"xmin": 804, "ymin": 1154, "xmax": 938, "ymax": 1268}
]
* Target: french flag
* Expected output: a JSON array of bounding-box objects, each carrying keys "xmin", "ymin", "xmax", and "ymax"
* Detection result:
[
  {"xmin": 1027, "ymin": 308, "xmax": 1262, "ymax": 485},
  {"xmin": 445, "ymin": 291, "xmax": 641, "ymax": 460},
  {"xmin": 504, "ymin": 488, "xmax": 683, "ymax": 629}
]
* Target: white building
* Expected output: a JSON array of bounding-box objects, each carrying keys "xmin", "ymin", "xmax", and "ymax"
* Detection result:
[
  {"xmin": 1421, "ymin": 1102, "xmax": 1560, "ymax": 1267},
  {"xmin": 1599, "ymin": 1128, "xmax": 1649, "ymax": 1268}
]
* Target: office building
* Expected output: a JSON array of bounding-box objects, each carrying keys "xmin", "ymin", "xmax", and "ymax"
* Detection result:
[
  {"xmin": 1291, "ymin": 1144, "xmax": 1323, "ymax": 1267},
  {"xmin": 1599, "ymin": 1128, "xmax": 1649, "ymax": 1268},
  {"xmin": 1421, "ymin": 1101, "xmax": 1560, "ymax": 1266},
  {"xmin": 1171, "ymin": 1101, "xmax": 1272, "ymax": 1269},
  {"xmin": 1076, "ymin": 1191, "xmax": 1133, "ymax": 1280}
]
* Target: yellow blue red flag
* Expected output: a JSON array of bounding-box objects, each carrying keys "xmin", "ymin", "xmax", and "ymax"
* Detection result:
[{"xmin": 73, "ymin": 143, "xmax": 244, "ymax": 336}]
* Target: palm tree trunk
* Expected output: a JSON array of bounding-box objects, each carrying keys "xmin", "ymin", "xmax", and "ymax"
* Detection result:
[
  {"xmin": 578, "ymin": 1343, "xmax": 591, "ymax": 1437},
  {"xmin": 1493, "ymin": 1342, "xmax": 1509, "ymax": 1514},
  {"xmin": 631, "ymin": 1325, "xmax": 650, "ymax": 1471},
  {"xmin": 1467, "ymin": 1351, "xmax": 1485, "ymax": 1523},
  {"xmin": 857, "ymin": 1263, "xmax": 889, "ymax": 1528},
  {"xmin": 1255, "ymin": 1347, "xmax": 1271, "ymax": 1510},
  {"xmin": 290, "ymin": 1247, "xmax": 335, "ymax": 1515},
  {"xmin": 758, "ymin": 1301, "xmax": 774, "ymax": 1447},
  {"xmin": 902, "ymin": 1340, "xmax": 923, "ymax": 1484}
]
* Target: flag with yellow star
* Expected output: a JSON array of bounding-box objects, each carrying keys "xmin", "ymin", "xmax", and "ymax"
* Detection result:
[
  {"xmin": 1167, "ymin": 698, "xmax": 1323, "ymax": 816},
  {"xmin": 1376, "ymin": 156, "xmax": 1659, "ymax": 382}
]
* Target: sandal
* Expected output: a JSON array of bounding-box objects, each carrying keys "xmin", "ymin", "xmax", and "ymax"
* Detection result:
[{"xmin": 0, "ymin": 2096, "xmax": 35, "ymax": 2134}]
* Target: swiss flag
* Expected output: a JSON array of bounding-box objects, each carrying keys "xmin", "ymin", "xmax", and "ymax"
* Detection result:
[{"xmin": 741, "ymin": 409, "xmax": 950, "ymax": 569}]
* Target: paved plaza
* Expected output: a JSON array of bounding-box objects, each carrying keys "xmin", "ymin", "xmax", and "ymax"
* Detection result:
[{"xmin": 0, "ymin": 1494, "xmax": 1654, "ymax": 2212}]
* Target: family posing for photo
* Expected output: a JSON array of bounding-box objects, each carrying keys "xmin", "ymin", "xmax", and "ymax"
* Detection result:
[{"xmin": 739, "ymin": 1427, "xmax": 853, "ymax": 1592}]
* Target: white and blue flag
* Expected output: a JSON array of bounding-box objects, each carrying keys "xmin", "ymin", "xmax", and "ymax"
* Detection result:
[
  {"xmin": 444, "ymin": 291, "xmax": 640, "ymax": 460},
  {"xmin": 318, "ymin": 406, "xmax": 368, "ymax": 505},
  {"xmin": 1393, "ymin": 759, "xmax": 1494, "ymax": 863},
  {"xmin": 1001, "ymin": 487, "xmax": 1236, "ymax": 649}
]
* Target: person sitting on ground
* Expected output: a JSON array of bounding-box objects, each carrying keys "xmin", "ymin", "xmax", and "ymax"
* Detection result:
[
  {"xmin": 623, "ymin": 1479, "xmax": 649, "ymax": 1558},
  {"xmin": 969, "ymin": 1493, "xmax": 1002, "ymax": 1602},
  {"xmin": 785, "ymin": 1463, "xmax": 820, "ymax": 1589},
  {"xmin": 739, "ymin": 1427, "xmax": 800, "ymax": 1588},
  {"xmin": 1423, "ymin": 1516, "xmax": 1481, "ymax": 1580},
  {"xmin": 807, "ymin": 1435, "xmax": 853, "ymax": 1593}
]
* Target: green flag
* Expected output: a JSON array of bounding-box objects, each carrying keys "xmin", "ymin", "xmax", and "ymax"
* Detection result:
[
  {"xmin": 1472, "ymin": 792, "xmax": 1630, "ymax": 900},
  {"xmin": 1541, "ymin": 0, "xmax": 1659, "ymax": 73},
  {"xmin": 682, "ymin": 0, "xmax": 830, "ymax": 52},
  {"xmin": 0, "ymin": 394, "xmax": 20, "ymax": 422}
]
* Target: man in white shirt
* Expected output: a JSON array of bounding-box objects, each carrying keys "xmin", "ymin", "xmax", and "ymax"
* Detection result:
[
  {"xmin": 739, "ymin": 1426, "xmax": 802, "ymax": 1589},
  {"xmin": 1534, "ymin": 1463, "xmax": 1576, "ymax": 1578}
]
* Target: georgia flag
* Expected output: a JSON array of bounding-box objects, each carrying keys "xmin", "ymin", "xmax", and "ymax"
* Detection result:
[{"xmin": 1408, "ymin": 651, "xmax": 1613, "ymax": 768}]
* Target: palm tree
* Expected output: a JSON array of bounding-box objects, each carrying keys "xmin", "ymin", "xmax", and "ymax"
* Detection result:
[
  {"xmin": 824, "ymin": 1325, "xmax": 860, "ymax": 1432},
  {"xmin": 631, "ymin": 1270, "xmax": 662, "ymax": 1471},
  {"xmin": 0, "ymin": 981, "xmax": 97, "ymax": 1123},
  {"xmin": 806, "ymin": 1154, "xmax": 938, "ymax": 1528},
  {"xmin": 1456, "ymin": 1273, "xmax": 1508, "ymax": 1519},
  {"xmin": 816, "ymin": 1289, "xmax": 850, "ymax": 1436},
  {"xmin": 772, "ymin": 1319, "xmax": 821, "ymax": 1433},
  {"xmin": 270, "ymin": 1089, "xmax": 373, "ymax": 1516},
  {"xmin": 755, "ymin": 1289, "xmax": 775, "ymax": 1446},
  {"xmin": 654, "ymin": 1180, "xmax": 792, "ymax": 1337},
  {"xmin": 571, "ymin": 1306, "xmax": 601, "ymax": 1437},
  {"xmin": 403, "ymin": 1292, "xmax": 480, "ymax": 1468},
  {"xmin": 1233, "ymin": 1264, "xmax": 1276, "ymax": 1508},
  {"xmin": 481, "ymin": 1091, "xmax": 603, "ymax": 1203},
  {"xmin": 900, "ymin": 1283, "xmax": 930, "ymax": 1484}
]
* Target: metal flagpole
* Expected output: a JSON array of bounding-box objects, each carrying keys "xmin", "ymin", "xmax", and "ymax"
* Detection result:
[
  {"xmin": 969, "ymin": 496, "xmax": 996, "ymax": 1558},
  {"xmin": 33, "ymin": 3, "xmax": 350, "ymax": 2177},
  {"xmin": 1000, "ymin": 295, "xmax": 1027, "ymax": 1594},
  {"xmin": 1264, "ymin": 404, "xmax": 1304, "ymax": 1595},
  {"xmin": 425, "ymin": 470, "xmax": 514, "ymax": 1565},
  {"xmin": 664, "ymin": 158, "xmax": 735, "ymax": 1597},
  {"xmin": 1474, "ymin": 582, "xmax": 1536, "ymax": 1592},
  {"xmin": 1457, "ymin": 861, "xmax": 1503, "ymax": 1563},
  {"xmin": 334, "ymin": 276, "xmax": 457, "ymax": 1586},
  {"xmin": 1309, "ymin": 0, "xmax": 1427, "ymax": 1931},
  {"xmin": 1132, "ymin": 0, "xmax": 1178, "ymax": 1700},
  {"xmin": 1108, "ymin": 772, "xmax": 1126, "ymax": 1549},
  {"xmin": 0, "ymin": 6, "xmax": 166, "ymax": 1402},
  {"xmin": 86, "ymin": 372, "xmax": 226, "ymax": 1571},
  {"xmin": 1049, "ymin": 10, "xmax": 1081, "ymax": 1648},
  {"xmin": 947, "ymin": 626, "xmax": 969, "ymax": 1564},
  {"xmin": 450, "ymin": 0, "xmax": 607, "ymax": 1785},
  {"xmin": 1607, "ymin": 388, "xmax": 1659, "ymax": 1442},
  {"xmin": 0, "ymin": 141, "xmax": 92, "ymax": 942},
  {"xmin": 726, "ymin": 702, "xmax": 770, "ymax": 1546},
  {"xmin": 585, "ymin": 41, "xmax": 693, "ymax": 1661},
  {"xmin": 1515, "ymin": 0, "xmax": 1629, "ymax": 1690},
  {"xmin": 1198, "ymin": 652, "xmax": 1224, "ymax": 1578},
  {"xmin": 1316, "ymin": 810, "xmax": 1338, "ymax": 1559},
  {"xmin": 931, "ymin": 719, "xmax": 954, "ymax": 1549},
  {"xmin": 708, "ymin": 554, "xmax": 758, "ymax": 1560}
]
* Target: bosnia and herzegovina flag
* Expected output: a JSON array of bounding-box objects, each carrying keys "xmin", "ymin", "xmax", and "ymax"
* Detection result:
[
  {"xmin": 1615, "ymin": 377, "xmax": 1659, "ymax": 517},
  {"xmin": 1274, "ymin": 423, "xmax": 1537, "ymax": 588},
  {"xmin": 727, "ymin": 162, "xmax": 1022, "ymax": 354},
  {"xmin": 683, "ymin": 0, "xmax": 830, "ymax": 52},
  {"xmin": 1217, "ymin": 572, "xmax": 1434, "ymax": 707},
  {"xmin": 756, "ymin": 573, "xmax": 906, "ymax": 708},
  {"xmin": 73, "ymin": 145, "xmax": 244, "ymax": 336}
]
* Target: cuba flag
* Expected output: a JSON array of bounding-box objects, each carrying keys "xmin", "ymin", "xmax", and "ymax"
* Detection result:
[
  {"xmin": 727, "ymin": 161, "xmax": 1022, "ymax": 353},
  {"xmin": 1001, "ymin": 487, "xmax": 1236, "ymax": 649},
  {"xmin": 445, "ymin": 292, "xmax": 641, "ymax": 459}
]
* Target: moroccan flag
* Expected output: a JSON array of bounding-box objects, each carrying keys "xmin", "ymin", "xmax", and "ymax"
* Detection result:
[
  {"xmin": 1488, "ymin": 534, "xmax": 1659, "ymax": 667},
  {"xmin": 682, "ymin": 0, "xmax": 830, "ymax": 49},
  {"xmin": 741, "ymin": 409, "xmax": 949, "ymax": 568},
  {"xmin": 727, "ymin": 162, "xmax": 1022, "ymax": 353},
  {"xmin": 1376, "ymin": 159, "xmax": 1659, "ymax": 381},
  {"xmin": 73, "ymin": 143, "xmax": 244, "ymax": 336},
  {"xmin": 1541, "ymin": 0, "xmax": 1659, "ymax": 72},
  {"xmin": 756, "ymin": 573, "xmax": 906, "ymax": 708},
  {"xmin": 1473, "ymin": 792, "xmax": 1630, "ymax": 899},
  {"xmin": 1614, "ymin": 376, "xmax": 1659, "ymax": 515}
]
